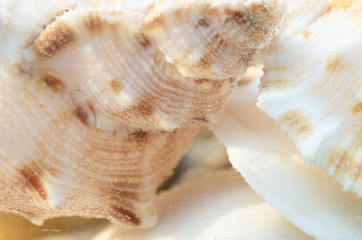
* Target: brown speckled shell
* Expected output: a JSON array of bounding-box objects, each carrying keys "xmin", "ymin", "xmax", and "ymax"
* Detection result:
[
  {"xmin": 0, "ymin": 0, "xmax": 284, "ymax": 227},
  {"xmin": 0, "ymin": 66, "xmax": 198, "ymax": 227},
  {"xmin": 25, "ymin": 0, "xmax": 284, "ymax": 131}
]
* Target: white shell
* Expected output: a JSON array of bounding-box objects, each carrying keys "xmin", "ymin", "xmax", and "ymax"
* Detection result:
[
  {"xmin": 258, "ymin": 1, "xmax": 362, "ymax": 195},
  {"xmin": 214, "ymin": 79, "xmax": 362, "ymax": 240}
]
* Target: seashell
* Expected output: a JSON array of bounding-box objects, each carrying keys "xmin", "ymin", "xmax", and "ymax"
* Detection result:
[
  {"xmin": 257, "ymin": 0, "xmax": 362, "ymax": 195},
  {"xmin": 23, "ymin": 0, "xmax": 284, "ymax": 131},
  {"xmin": 0, "ymin": 0, "xmax": 284, "ymax": 228},
  {"xmin": 213, "ymin": 79, "xmax": 362, "ymax": 240},
  {"xmin": 90, "ymin": 170, "xmax": 312, "ymax": 240},
  {"xmin": 0, "ymin": 65, "xmax": 198, "ymax": 227},
  {"xmin": 276, "ymin": 0, "xmax": 329, "ymax": 37},
  {"xmin": 20, "ymin": 171, "xmax": 313, "ymax": 240}
]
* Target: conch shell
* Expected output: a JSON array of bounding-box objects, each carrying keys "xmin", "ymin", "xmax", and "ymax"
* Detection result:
[
  {"xmin": 258, "ymin": 0, "xmax": 362, "ymax": 195},
  {"xmin": 0, "ymin": 0, "xmax": 283, "ymax": 227}
]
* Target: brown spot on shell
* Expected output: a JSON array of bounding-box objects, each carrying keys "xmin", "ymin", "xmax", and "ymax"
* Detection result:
[
  {"xmin": 225, "ymin": 8, "xmax": 248, "ymax": 25},
  {"xmin": 326, "ymin": 57, "xmax": 342, "ymax": 72},
  {"xmin": 209, "ymin": 33, "xmax": 226, "ymax": 47},
  {"xmin": 34, "ymin": 20, "xmax": 74, "ymax": 57},
  {"xmin": 74, "ymin": 103, "xmax": 95, "ymax": 126},
  {"xmin": 85, "ymin": 12, "xmax": 103, "ymax": 32},
  {"xmin": 135, "ymin": 101, "xmax": 154, "ymax": 117},
  {"xmin": 279, "ymin": 110, "xmax": 313, "ymax": 138},
  {"xmin": 327, "ymin": 149, "xmax": 352, "ymax": 178},
  {"xmin": 101, "ymin": 183, "xmax": 140, "ymax": 202},
  {"xmin": 229, "ymin": 78, "xmax": 236, "ymax": 84},
  {"xmin": 42, "ymin": 74, "xmax": 65, "ymax": 93},
  {"xmin": 352, "ymin": 102, "xmax": 362, "ymax": 114},
  {"xmin": 194, "ymin": 78, "xmax": 210, "ymax": 84},
  {"xmin": 194, "ymin": 33, "xmax": 228, "ymax": 71},
  {"xmin": 129, "ymin": 130, "xmax": 149, "ymax": 143},
  {"xmin": 193, "ymin": 78, "xmax": 224, "ymax": 89},
  {"xmin": 136, "ymin": 33, "xmax": 152, "ymax": 48},
  {"xmin": 55, "ymin": 8, "xmax": 70, "ymax": 18},
  {"xmin": 250, "ymin": 3, "xmax": 269, "ymax": 13},
  {"xmin": 198, "ymin": 56, "xmax": 211, "ymax": 69},
  {"xmin": 109, "ymin": 204, "xmax": 141, "ymax": 226},
  {"xmin": 204, "ymin": 7, "xmax": 220, "ymax": 17},
  {"xmin": 110, "ymin": 79, "xmax": 122, "ymax": 94},
  {"xmin": 84, "ymin": 12, "xmax": 120, "ymax": 33},
  {"xmin": 302, "ymin": 30, "xmax": 311, "ymax": 38},
  {"xmin": 213, "ymin": 81, "xmax": 224, "ymax": 89},
  {"xmin": 239, "ymin": 49, "xmax": 256, "ymax": 66},
  {"xmin": 14, "ymin": 63, "xmax": 33, "ymax": 76},
  {"xmin": 144, "ymin": 14, "xmax": 166, "ymax": 29},
  {"xmin": 353, "ymin": 165, "xmax": 362, "ymax": 181},
  {"xmin": 193, "ymin": 115, "xmax": 208, "ymax": 123},
  {"xmin": 19, "ymin": 166, "xmax": 47, "ymax": 201},
  {"xmin": 335, "ymin": 152, "xmax": 351, "ymax": 176},
  {"xmin": 197, "ymin": 18, "xmax": 210, "ymax": 28},
  {"xmin": 173, "ymin": 8, "xmax": 183, "ymax": 18},
  {"xmin": 75, "ymin": 106, "xmax": 88, "ymax": 125},
  {"xmin": 327, "ymin": 0, "xmax": 352, "ymax": 12}
]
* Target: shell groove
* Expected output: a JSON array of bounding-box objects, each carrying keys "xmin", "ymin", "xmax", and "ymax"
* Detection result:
[{"xmin": 258, "ymin": 1, "xmax": 362, "ymax": 195}]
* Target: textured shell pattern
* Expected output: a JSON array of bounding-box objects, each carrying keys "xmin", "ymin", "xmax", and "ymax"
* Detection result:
[
  {"xmin": 0, "ymin": 0, "xmax": 283, "ymax": 227},
  {"xmin": 258, "ymin": 0, "xmax": 362, "ymax": 195}
]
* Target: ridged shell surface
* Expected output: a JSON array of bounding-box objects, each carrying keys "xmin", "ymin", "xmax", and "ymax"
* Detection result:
[
  {"xmin": 24, "ymin": 0, "xmax": 284, "ymax": 131},
  {"xmin": 258, "ymin": 0, "xmax": 362, "ymax": 195},
  {"xmin": 0, "ymin": 0, "xmax": 284, "ymax": 227}
]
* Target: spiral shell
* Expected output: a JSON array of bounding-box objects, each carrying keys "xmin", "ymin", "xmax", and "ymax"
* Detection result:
[{"xmin": 0, "ymin": 0, "xmax": 284, "ymax": 227}]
